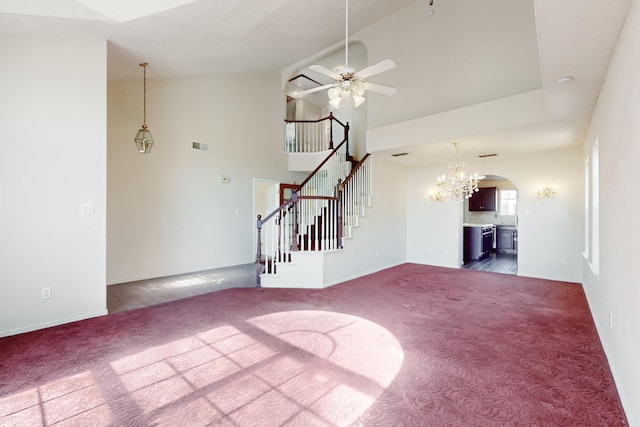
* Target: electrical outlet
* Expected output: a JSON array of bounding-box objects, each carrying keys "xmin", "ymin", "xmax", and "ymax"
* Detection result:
[
  {"xmin": 42, "ymin": 287, "xmax": 51, "ymax": 299},
  {"xmin": 560, "ymin": 257, "xmax": 567, "ymax": 265}
]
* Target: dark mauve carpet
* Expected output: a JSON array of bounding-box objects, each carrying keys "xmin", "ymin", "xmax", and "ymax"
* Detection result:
[{"xmin": 0, "ymin": 263, "xmax": 628, "ymax": 426}]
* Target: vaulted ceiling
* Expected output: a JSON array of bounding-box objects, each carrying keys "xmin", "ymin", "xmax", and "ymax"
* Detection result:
[{"xmin": 0, "ymin": 0, "xmax": 632, "ymax": 165}]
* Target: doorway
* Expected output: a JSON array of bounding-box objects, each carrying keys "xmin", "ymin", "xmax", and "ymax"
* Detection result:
[{"xmin": 462, "ymin": 175, "xmax": 518, "ymax": 275}]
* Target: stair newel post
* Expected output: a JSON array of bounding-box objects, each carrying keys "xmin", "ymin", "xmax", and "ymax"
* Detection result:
[
  {"xmin": 345, "ymin": 122, "xmax": 350, "ymax": 160},
  {"xmin": 336, "ymin": 179, "xmax": 344, "ymax": 249},
  {"xmin": 256, "ymin": 214, "xmax": 263, "ymax": 286},
  {"xmin": 276, "ymin": 213, "xmax": 281, "ymax": 262},
  {"xmin": 290, "ymin": 193, "xmax": 300, "ymax": 251},
  {"xmin": 328, "ymin": 112, "xmax": 334, "ymax": 150}
]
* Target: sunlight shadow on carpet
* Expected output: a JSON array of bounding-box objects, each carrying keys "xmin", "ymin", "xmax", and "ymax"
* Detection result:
[
  {"xmin": 0, "ymin": 371, "xmax": 114, "ymax": 426},
  {"xmin": 0, "ymin": 310, "xmax": 404, "ymax": 425}
]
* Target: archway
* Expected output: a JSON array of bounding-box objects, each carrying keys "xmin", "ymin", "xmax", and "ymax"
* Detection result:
[{"xmin": 462, "ymin": 175, "xmax": 518, "ymax": 275}]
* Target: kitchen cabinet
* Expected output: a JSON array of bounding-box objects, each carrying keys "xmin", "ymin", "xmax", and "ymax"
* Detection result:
[
  {"xmin": 497, "ymin": 226, "xmax": 517, "ymax": 254},
  {"xmin": 464, "ymin": 225, "xmax": 494, "ymax": 261},
  {"xmin": 468, "ymin": 187, "xmax": 497, "ymax": 211}
]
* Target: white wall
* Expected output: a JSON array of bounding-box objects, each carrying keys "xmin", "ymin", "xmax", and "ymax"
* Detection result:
[
  {"xmin": 582, "ymin": 1, "xmax": 640, "ymax": 423},
  {"xmin": 406, "ymin": 147, "xmax": 583, "ymax": 283},
  {"xmin": 324, "ymin": 155, "xmax": 407, "ymax": 284},
  {"xmin": 107, "ymin": 72, "xmax": 298, "ymax": 284},
  {"xmin": 0, "ymin": 38, "xmax": 107, "ymax": 337}
]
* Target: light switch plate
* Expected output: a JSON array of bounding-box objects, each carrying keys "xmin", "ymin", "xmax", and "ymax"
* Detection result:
[{"xmin": 81, "ymin": 204, "xmax": 95, "ymax": 215}]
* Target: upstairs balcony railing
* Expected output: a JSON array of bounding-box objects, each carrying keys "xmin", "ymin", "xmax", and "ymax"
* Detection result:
[{"xmin": 284, "ymin": 112, "xmax": 348, "ymax": 154}]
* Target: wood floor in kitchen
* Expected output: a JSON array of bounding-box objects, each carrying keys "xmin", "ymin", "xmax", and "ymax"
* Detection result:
[{"xmin": 463, "ymin": 253, "xmax": 517, "ymax": 275}]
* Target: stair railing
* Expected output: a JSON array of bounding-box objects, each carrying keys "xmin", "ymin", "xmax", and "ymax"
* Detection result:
[
  {"xmin": 284, "ymin": 112, "xmax": 348, "ymax": 154},
  {"xmin": 337, "ymin": 154, "xmax": 372, "ymax": 238},
  {"xmin": 257, "ymin": 117, "xmax": 374, "ymax": 286}
]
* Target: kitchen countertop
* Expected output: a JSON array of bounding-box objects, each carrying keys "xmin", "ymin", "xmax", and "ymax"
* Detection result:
[{"xmin": 463, "ymin": 223, "xmax": 495, "ymax": 227}]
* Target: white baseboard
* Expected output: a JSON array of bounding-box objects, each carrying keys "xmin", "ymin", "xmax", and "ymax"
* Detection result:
[{"xmin": 0, "ymin": 309, "xmax": 109, "ymax": 338}]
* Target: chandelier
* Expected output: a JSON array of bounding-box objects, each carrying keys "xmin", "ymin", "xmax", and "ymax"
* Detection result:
[
  {"xmin": 133, "ymin": 62, "xmax": 154, "ymax": 154},
  {"xmin": 434, "ymin": 142, "xmax": 480, "ymax": 201}
]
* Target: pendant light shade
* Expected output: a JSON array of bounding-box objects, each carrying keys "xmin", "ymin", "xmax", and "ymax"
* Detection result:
[
  {"xmin": 134, "ymin": 62, "xmax": 154, "ymax": 154},
  {"xmin": 134, "ymin": 126, "xmax": 154, "ymax": 154}
]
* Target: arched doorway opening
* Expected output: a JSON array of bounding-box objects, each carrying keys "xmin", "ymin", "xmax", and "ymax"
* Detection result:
[{"xmin": 462, "ymin": 175, "xmax": 518, "ymax": 275}]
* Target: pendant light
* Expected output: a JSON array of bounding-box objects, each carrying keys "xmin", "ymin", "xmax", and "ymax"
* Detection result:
[{"xmin": 134, "ymin": 62, "xmax": 154, "ymax": 154}]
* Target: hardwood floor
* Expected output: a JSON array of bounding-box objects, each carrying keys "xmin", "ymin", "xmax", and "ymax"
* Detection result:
[
  {"xmin": 463, "ymin": 252, "xmax": 518, "ymax": 275},
  {"xmin": 107, "ymin": 263, "xmax": 257, "ymax": 314},
  {"xmin": 108, "ymin": 255, "xmax": 517, "ymax": 314}
]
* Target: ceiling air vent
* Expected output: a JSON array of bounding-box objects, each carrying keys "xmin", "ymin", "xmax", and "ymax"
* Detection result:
[
  {"xmin": 478, "ymin": 153, "xmax": 497, "ymax": 158},
  {"xmin": 391, "ymin": 152, "xmax": 409, "ymax": 157}
]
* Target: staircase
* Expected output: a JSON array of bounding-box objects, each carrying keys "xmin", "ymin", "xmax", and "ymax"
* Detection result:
[{"xmin": 256, "ymin": 114, "xmax": 372, "ymax": 288}]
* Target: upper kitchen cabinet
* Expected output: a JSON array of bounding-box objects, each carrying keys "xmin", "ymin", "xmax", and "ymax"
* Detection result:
[{"xmin": 469, "ymin": 187, "xmax": 497, "ymax": 211}]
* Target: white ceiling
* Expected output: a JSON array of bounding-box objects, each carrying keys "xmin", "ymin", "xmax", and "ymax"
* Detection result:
[
  {"xmin": 0, "ymin": 0, "xmax": 632, "ymax": 165},
  {"xmin": 0, "ymin": 0, "xmax": 415, "ymax": 80},
  {"xmin": 360, "ymin": 0, "xmax": 632, "ymax": 165}
]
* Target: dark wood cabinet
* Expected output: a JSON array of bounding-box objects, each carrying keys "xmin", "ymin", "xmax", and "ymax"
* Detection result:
[
  {"xmin": 496, "ymin": 226, "xmax": 517, "ymax": 254},
  {"xmin": 469, "ymin": 187, "xmax": 497, "ymax": 211},
  {"xmin": 464, "ymin": 225, "xmax": 494, "ymax": 261}
]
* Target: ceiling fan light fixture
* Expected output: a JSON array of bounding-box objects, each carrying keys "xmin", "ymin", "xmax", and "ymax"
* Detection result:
[
  {"xmin": 328, "ymin": 86, "xmax": 344, "ymax": 108},
  {"xmin": 292, "ymin": 0, "xmax": 396, "ymax": 109}
]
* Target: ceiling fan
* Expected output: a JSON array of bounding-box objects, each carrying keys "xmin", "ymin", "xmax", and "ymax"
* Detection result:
[{"xmin": 294, "ymin": 0, "xmax": 398, "ymax": 108}]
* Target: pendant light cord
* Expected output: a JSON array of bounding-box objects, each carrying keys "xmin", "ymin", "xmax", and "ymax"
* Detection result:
[{"xmin": 140, "ymin": 62, "xmax": 148, "ymax": 129}]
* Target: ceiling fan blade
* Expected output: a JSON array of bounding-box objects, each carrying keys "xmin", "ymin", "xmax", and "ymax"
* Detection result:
[
  {"xmin": 293, "ymin": 83, "xmax": 334, "ymax": 98},
  {"xmin": 309, "ymin": 64, "xmax": 342, "ymax": 80},
  {"xmin": 364, "ymin": 82, "xmax": 398, "ymax": 96},
  {"xmin": 356, "ymin": 59, "xmax": 396, "ymax": 79}
]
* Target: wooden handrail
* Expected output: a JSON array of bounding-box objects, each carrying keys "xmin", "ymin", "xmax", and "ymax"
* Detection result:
[
  {"xmin": 258, "ymin": 194, "xmax": 297, "ymax": 225},
  {"xmin": 298, "ymin": 195, "xmax": 339, "ymax": 201},
  {"xmin": 296, "ymin": 136, "xmax": 348, "ymax": 191},
  {"xmin": 284, "ymin": 112, "xmax": 348, "ymax": 153},
  {"xmin": 284, "ymin": 112, "xmax": 347, "ymax": 127},
  {"xmin": 338, "ymin": 153, "xmax": 370, "ymax": 191}
]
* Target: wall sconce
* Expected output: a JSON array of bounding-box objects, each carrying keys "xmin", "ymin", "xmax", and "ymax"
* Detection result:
[
  {"xmin": 429, "ymin": 189, "xmax": 445, "ymax": 202},
  {"xmin": 537, "ymin": 186, "xmax": 558, "ymax": 199}
]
